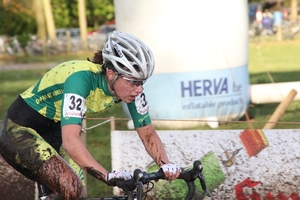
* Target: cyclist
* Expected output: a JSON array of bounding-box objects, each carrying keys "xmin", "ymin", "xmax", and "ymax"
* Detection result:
[{"xmin": 0, "ymin": 31, "xmax": 181, "ymax": 200}]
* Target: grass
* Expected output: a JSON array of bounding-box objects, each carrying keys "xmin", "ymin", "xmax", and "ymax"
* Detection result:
[
  {"xmin": 0, "ymin": 38, "xmax": 300, "ymax": 197},
  {"xmin": 0, "ymin": 51, "xmax": 93, "ymax": 64},
  {"xmin": 246, "ymin": 39, "xmax": 300, "ymax": 130},
  {"xmin": 249, "ymin": 40, "xmax": 300, "ymax": 70}
]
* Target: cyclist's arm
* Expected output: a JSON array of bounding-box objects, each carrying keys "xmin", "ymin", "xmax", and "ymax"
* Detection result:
[
  {"xmin": 136, "ymin": 124, "xmax": 169, "ymax": 167},
  {"xmin": 61, "ymin": 124, "xmax": 109, "ymax": 182},
  {"xmin": 136, "ymin": 124, "xmax": 180, "ymax": 180},
  {"xmin": 59, "ymin": 70, "xmax": 113, "ymax": 183},
  {"xmin": 128, "ymin": 92, "xmax": 180, "ymax": 180}
]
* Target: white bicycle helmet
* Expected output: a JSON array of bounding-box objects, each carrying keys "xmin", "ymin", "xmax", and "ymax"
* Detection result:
[{"xmin": 102, "ymin": 31, "xmax": 155, "ymax": 80}]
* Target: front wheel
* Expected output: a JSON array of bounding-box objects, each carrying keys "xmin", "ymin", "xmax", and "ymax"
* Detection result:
[{"xmin": 136, "ymin": 182, "xmax": 143, "ymax": 200}]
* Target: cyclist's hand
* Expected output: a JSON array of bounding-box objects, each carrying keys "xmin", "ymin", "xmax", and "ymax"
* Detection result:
[
  {"xmin": 107, "ymin": 170, "xmax": 132, "ymax": 186},
  {"xmin": 160, "ymin": 163, "xmax": 181, "ymax": 181}
]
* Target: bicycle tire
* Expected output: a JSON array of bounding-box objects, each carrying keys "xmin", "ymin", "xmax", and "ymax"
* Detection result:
[{"xmin": 136, "ymin": 182, "xmax": 143, "ymax": 200}]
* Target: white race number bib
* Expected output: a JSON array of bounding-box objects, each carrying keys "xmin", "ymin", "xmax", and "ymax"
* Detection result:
[
  {"xmin": 135, "ymin": 92, "xmax": 149, "ymax": 115},
  {"xmin": 63, "ymin": 93, "xmax": 87, "ymax": 118}
]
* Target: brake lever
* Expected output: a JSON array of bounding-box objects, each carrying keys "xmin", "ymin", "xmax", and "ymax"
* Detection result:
[
  {"xmin": 198, "ymin": 172, "xmax": 211, "ymax": 197},
  {"xmin": 116, "ymin": 169, "xmax": 143, "ymax": 193},
  {"xmin": 193, "ymin": 160, "xmax": 211, "ymax": 197}
]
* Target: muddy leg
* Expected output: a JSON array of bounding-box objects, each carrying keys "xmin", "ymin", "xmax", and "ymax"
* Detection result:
[{"xmin": 37, "ymin": 156, "xmax": 83, "ymax": 200}]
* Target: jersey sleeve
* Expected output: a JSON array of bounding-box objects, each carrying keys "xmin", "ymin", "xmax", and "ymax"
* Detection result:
[
  {"xmin": 61, "ymin": 71, "xmax": 91, "ymax": 126},
  {"xmin": 127, "ymin": 92, "xmax": 152, "ymax": 128}
]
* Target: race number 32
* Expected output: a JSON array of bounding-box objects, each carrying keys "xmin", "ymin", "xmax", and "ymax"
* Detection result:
[
  {"xmin": 63, "ymin": 93, "xmax": 86, "ymax": 118},
  {"xmin": 69, "ymin": 95, "xmax": 83, "ymax": 111}
]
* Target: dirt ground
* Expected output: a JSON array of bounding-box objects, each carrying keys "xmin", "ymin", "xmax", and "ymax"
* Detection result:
[
  {"xmin": 0, "ymin": 155, "xmax": 36, "ymax": 200},
  {"xmin": 0, "ymin": 61, "xmax": 41, "ymax": 200}
]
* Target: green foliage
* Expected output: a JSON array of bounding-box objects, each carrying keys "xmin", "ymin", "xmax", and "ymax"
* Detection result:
[
  {"xmin": 52, "ymin": 0, "xmax": 71, "ymax": 28},
  {"xmin": 0, "ymin": 0, "xmax": 115, "ymax": 40},
  {"xmin": 0, "ymin": 3, "xmax": 36, "ymax": 46},
  {"xmin": 50, "ymin": 0, "xmax": 115, "ymax": 29},
  {"xmin": 87, "ymin": 0, "xmax": 115, "ymax": 26}
]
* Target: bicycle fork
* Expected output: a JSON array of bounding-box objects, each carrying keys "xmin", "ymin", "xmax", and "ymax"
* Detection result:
[
  {"xmin": 198, "ymin": 171, "xmax": 211, "ymax": 197},
  {"xmin": 37, "ymin": 183, "xmax": 51, "ymax": 200}
]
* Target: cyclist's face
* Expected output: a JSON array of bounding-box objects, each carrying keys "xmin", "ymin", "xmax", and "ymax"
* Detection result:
[{"xmin": 108, "ymin": 71, "xmax": 143, "ymax": 103}]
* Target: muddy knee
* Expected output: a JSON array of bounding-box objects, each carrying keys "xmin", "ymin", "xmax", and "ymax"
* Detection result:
[{"xmin": 37, "ymin": 156, "xmax": 83, "ymax": 200}]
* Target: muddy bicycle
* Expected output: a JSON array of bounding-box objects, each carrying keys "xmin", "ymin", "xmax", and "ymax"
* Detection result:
[{"xmin": 37, "ymin": 160, "xmax": 211, "ymax": 200}]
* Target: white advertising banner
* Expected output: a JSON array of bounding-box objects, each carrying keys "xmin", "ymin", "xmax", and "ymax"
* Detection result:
[{"xmin": 111, "ymin": 129, "xmax": 300, "ymax": 199}]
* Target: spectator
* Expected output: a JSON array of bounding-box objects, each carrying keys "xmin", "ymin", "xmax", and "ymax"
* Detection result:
[
  {"xmin": 262, "ymin": 10, "xmax": 274, "ymax": 35},
  {"xmin": 273, "ymin": 9, "xmax": 284, "ymax": 32}
]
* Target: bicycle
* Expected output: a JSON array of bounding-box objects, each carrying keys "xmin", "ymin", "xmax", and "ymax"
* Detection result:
[{"xmin": 37, "ymin": 160, "xmax": 211, "ymax": 200}]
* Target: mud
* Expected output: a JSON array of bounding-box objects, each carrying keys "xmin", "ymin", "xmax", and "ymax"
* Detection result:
[{"xmin": 0, "ymin": 155, "xmax": 36, "ymax": 200}]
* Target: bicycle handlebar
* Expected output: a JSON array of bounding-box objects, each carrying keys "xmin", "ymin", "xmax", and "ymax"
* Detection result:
[{"xmin": 117, "ymin": 160, "xmax": 211, "ymax": 199}]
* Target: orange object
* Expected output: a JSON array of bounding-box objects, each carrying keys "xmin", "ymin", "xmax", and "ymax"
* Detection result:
[{"xmin": 239, "ymin": 129, "xmax": 268, "ymax": 157}]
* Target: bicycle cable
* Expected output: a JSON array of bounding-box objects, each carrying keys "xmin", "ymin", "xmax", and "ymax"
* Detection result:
[{"xmin": 142, "ymin": 182, "xmax": 154, "ymax": 200}]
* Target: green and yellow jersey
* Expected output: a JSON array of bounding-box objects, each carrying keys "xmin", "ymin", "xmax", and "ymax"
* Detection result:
[{"xmin": 20, "ymin": 60, "xmax": 151, "ymax": 128}]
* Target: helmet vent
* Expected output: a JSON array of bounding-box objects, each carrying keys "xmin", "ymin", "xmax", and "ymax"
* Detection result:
[
  {"xmin": 102, "ymin": 31, "xmax": 155, "ymax": 80},
  {"xmin": 133, "ymin": 65, "xmax": 140, "ymax": 73},
  {"xmin": 118, "ymin": 62, "xmax": 130, "ymax": 74}
]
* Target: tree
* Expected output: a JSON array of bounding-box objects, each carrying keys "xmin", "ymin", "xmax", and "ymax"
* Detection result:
[
  {"xmin": 0, "ymin": 0, "xmax": 114, "ymax": 42},
  {"xmin": 0, "ymin": 0, "xmax": 36, "ymax": 46},
  {"xmin": 78, "ymin": 0, "xmax": 88, "ymax": 50},
  {"xmin": 35, "ymin": 0, "xmax": 47, "ymax": 41},
  {"xmin": 86, "ymin": 0, "xmax": 115, "ymax": 29},
  {"xmin": 43, "ymin": 0, "xmax": 57, "ymax": 44},
  {"xmin": 50, "ymin": 0, "xmax": 114, "ymax": 29},
  {"xmin": 290, "ymin": 0, "xmax": 298, "ymax": 22}
]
